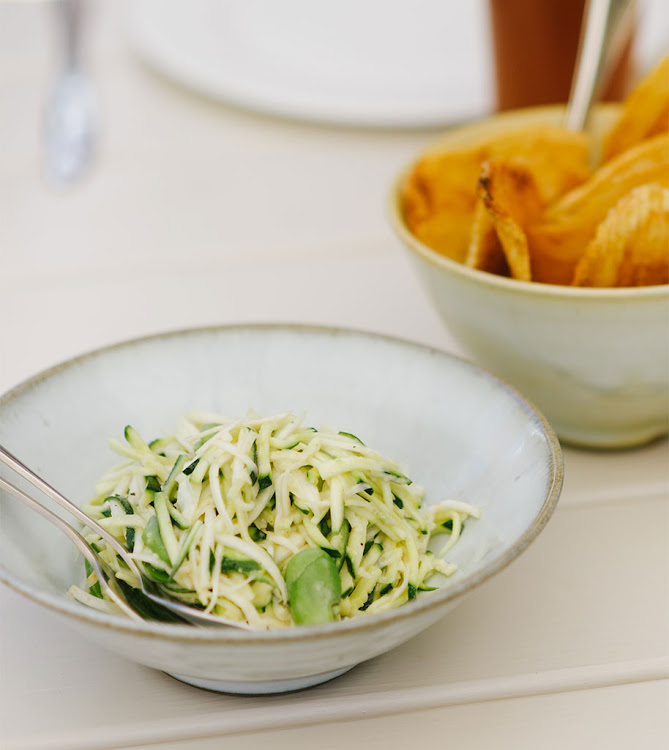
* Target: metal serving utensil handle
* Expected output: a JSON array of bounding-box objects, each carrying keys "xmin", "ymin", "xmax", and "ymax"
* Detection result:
[
  {"xmin": 0, "ymin": 474, "xmax": 142, "ymax": 621},
  {"xmin": 0, "ymin": 444, "xmax": 143, "ymax": 582},
  {"xmin": 564, "ymin": 0, "xmax": 636, "ymax": 132},
  {"xmin": 0, "ymin": 445, "xmax": 254, "ymax": 630}
]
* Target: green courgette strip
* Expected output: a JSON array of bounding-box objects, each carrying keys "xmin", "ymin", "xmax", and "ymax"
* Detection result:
[{"xmin": 72, "ymin": 411, "xmax": 479, "ymax": 627}]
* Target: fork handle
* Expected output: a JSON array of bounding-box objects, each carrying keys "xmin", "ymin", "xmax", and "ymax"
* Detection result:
[
  {"xmin": 0, "ymin": 444, "xmax": 142, "ymax": 580},
  {"xmin": 0, "ymin": 474, "xmax": 141, "ymax": 620}
]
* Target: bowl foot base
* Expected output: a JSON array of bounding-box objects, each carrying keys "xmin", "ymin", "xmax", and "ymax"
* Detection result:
[
  {"xmin": 555, "ymin": 424, "xmax": 668, "ymax": 450},
  {"xmin": 166, "ymin": 665, "xmax": 355, "ymax": 694}
]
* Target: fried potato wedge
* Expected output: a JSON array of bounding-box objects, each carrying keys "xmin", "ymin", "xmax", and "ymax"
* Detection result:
[
  {"xmin": 406, "ymin": 208, "xmax": 476, "ymax": 264},
  {"xmin": 402, "ymin": 147, "xmax": 485, "ymax": 262},
  {"xmin": 572, "ymin": 184, "xmax": 669, "ymax": 287},
  {"xmin": 474, "ymin": 159, "xmax": 544, "ymax": 281},
  {"xmin": 528, "ymin": 134, "xmax": 669, "ymax": 284},
  {"xmin": 602, "ymin": 54, "xmax": 669, "ymax": 162},
  {"xmin": 402, "ymin": 125, "xmax": 591, "ymax": 264},
  {"xmin": 487, "ymin": 126, "xmax": 591, "ymax": 204},
  {"xmin": 401, "ymin": 57, "xmax": 669, "ymax": 288},
  {"xmin": 465, "ymin": 196, "xmax": 508, "ymax": 276}
]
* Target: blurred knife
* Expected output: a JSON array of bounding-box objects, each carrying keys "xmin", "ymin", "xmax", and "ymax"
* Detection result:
[{"xmin": 44, "ymin": 0, "xmax": 97, "ymax": 184}]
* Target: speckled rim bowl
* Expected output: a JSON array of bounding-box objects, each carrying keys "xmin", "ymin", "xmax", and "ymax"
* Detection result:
[
  {"xmin": 388, "ymin": 105, "xmax": 669, "ymax": 448},
  {"xmin": 0, "ymin": 324, "xmax": 563, "ymax": 694}
]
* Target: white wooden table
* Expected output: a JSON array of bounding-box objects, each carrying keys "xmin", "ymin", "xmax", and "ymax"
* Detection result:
[{"xmin": 1, "ymin": 3, "xmax": 667, "ymax": 748}]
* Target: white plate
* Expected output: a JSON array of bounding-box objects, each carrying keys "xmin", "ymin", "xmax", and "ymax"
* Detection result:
[{"xmin": 129, "ymin": 0, "xmax": 494, "ymax": 128}]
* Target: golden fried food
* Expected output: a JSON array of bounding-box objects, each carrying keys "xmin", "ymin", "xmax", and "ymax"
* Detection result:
[
  {"xmin": 483, "ymin": 127, "xmax": 591, "ymax": 204},
  {"xmin": 602, "ymin": 54, "xmax": 669, "ymax": 161},
  {"xmin": 402, "ymin": 126, "xmax": 590, "ymax": 264},
  {"xmin": 400, "ymin": 56, "xmax": 669, "ymax": 289},
  {"xmin": 465, "ymin": 197, "xmax": 508, "ymax": 276},
  {"xmin": 528, "ymin": 134, "xmax": 669, "ymax": 284},
  {"xmin": 402, "ymin": 147, "xmax": 487, "ymax": 263},
  {"xmin": 470, "ymin": 159, "xmax": 543, "ymax": 281},
  {"xmin": 572, "ymin": 184, "xmax": 669, "ymax": 287}
]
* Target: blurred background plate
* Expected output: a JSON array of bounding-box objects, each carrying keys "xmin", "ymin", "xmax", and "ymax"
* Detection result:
[{"xmin": 129, "ymin": 0, "xmax": 494, "ymax": 128}]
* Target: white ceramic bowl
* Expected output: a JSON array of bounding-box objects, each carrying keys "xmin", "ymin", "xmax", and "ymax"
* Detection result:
[
  {"xmin": 389, "ymin": 106, "xmax": 669, "ymax": 448},
  {"xmin": 0, "ymin": 325, "xmax": 562, "ymax": 694}
]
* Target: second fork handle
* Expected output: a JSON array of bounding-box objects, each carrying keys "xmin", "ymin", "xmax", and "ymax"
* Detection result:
[{"xmin": 0, "ymin": 444, "xmax": 139, "ymax": 575}]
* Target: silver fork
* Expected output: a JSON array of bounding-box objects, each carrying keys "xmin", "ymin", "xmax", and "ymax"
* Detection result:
[
  {"xmin": 0, "ymin": 445, "xmax": 254, "ymax": 629},
  {"xmin": 0, "ymin": 473, "xmax": 143, "ymax": 622}
]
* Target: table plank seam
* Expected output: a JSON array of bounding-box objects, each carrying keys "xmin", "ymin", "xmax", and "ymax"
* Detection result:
[{"xmin": 8, "ymin": 657, "xmax": 668, "ymax": 750}]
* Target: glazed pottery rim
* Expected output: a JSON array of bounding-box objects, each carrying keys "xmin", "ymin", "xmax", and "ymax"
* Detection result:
[
  {"xmin": 388, "ymin": 104, "xmax": 669, "ymax": 302},
  {"xmin": 0, "ymin": 323, "xmax": 563, "ymax": 644}
]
